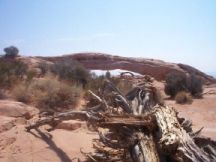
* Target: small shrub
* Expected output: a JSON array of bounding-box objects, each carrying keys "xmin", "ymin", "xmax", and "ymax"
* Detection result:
[
  {"xmin": 13, "ymin": 78, "xmax": 82, "ymax": 110},
  {"xmin": 51, "ymin": 60, "xmax": 90, "ymax": 88},
  {"xmin": 187, "ymin": 74, "xmax": 203, "ymax": 97},
  {"xmin": 164, "ymin": 72, "xmax": 187, "ymax": 98},
  {"xmin": 33, "ymin": 79, "xmax": 81, "ymax": 110},
  {"xmin": 0, "ymin": 58, "xmax": 27, "ymax": 88},
  {"xmin": 87, "ymin": 75, "xmax": 106, "ymax": 93},
  {"xmin": 37, "ymin": 62, "xmax": 49, "ymax": 76},
  {"xmin": 165, "ymin": 72, "xmax": 203, "ymax": 98},
  {"xmin": 12, "ymin": 84, "xmax": 31, "ymax": 103},
  {"xmin": 4, "ymin": 46, "xmax": 19, "ymax": 58},
  {"xmin": 26, "ymin": 69, "xmax": 38, "ymax": 82},
  {"xmin": 175, "ymin": 91, "xmax": 193, "ymax": 104},
  {"xmin": 105, "ymin": 71, "xmax": 111, "ymax": 79}
]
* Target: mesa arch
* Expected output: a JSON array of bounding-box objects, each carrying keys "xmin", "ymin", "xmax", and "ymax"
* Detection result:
[{"xmin": 39, "ymin": 52, "xmax": 216, "ymax": 84}]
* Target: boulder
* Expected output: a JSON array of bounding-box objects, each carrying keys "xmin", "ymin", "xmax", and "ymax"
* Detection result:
[{"xmin": 0, "ymin": 100, "xmax": 39, "ymax": 119}]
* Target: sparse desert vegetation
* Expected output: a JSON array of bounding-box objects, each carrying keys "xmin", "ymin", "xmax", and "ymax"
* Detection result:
[
  {"xmin": 175, "ymin": 91, "xmax": 193, "ymax": 104},
  {"xmin": 0, "ymin": 58, "xmax": 27, "ymax": 88},
  {"xmin": 1, "ymin": 1, "xmax": 216, "ymax": 161},
  {"xmin": 51, "ymin": 59, "xmax": 90, "ymax": 88},
  {"xmin": 164, "ymin": 72, "xmax": 203, "ymax": 104},
  {"xmin": 0, "ymin": 48, "xmax": 96, "ymax": 111},
  {"xmin": 0, "ymin": 47, "xmax": 215, "ymax": 162},
  {"xmin": 37, "ymin": 61, "xmax": 50, "ymax": 76},
  {"xmin": 12, "ymin": 78, "xmax": 82, "ymax": 111},
  {"xmin": 3, "ymin": 46, "xmax": 19, "ymax": 58}
]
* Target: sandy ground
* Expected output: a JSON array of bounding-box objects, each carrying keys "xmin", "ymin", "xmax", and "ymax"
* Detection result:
[
  {"xmin": 0, "ymin": 124, "xmax": 97, "ymax": 162},
  {"xmin": 164, "ymin": 84, "xmax": 216, "ymax": 140},
  {"xmin": 0, "ymin": 83, "xmax": 215, "ymax": 162}
]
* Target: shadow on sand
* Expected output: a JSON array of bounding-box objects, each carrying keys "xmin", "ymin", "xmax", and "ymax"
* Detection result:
[{"xmin": 29, "ymin": 128, "xmax": 73, "ymax": 162}]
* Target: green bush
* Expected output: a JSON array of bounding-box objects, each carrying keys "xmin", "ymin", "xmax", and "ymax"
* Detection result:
[
  {"xmin": 0, "ymin": 58, "xmax": 27, "ymax": 88},
  {"xmin": 164, "ymin": 72, "xmax": 187, "ymax": 98},
  {"xmin": 164, "ymin": 72, "xmax": 203, "ymax": 98},
  {"xmin": 187, "ymin": 74, "xmax": 203, "ymax": 97},
  {"xmin": 51, "ymin": 60, "xmax": 90, "ymax": 88},
  {"xmin": 3, "ymin": 46, "xmax": 19, "ymax": 58},
  {"xmin": 175, "ymin": 91, "xmax": 193, "ymax": 104}
]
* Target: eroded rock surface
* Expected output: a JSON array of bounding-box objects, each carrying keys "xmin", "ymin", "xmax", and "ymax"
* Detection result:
[
  {"xmin": 39, "ymin": 53, "xmax": 216, "ymax": 84},
  {"xmin": 0, "ymin": 100, "xmax": 39, "ymax": 119}
]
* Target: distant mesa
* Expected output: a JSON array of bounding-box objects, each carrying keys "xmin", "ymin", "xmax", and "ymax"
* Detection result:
[{"xmin": 37, "ymin": 52, "xmax": 215, "ymax": 84}]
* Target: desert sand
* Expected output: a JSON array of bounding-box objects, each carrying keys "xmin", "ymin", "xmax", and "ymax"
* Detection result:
[
  {"xmin": 0, "ymin": 84, "xmax": 215, "ymax": 162},
  {"xmin": 166, "ymin": 85, "xmax": 216, "ymax": 140}
]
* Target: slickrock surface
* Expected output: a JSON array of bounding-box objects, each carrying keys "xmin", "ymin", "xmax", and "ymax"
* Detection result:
[{"xmin": 0, "ymin": 100, "xmax": 39, "ymax": 119}]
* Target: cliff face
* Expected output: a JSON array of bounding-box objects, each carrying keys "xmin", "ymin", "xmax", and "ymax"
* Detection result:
[{"xmin": 39, "ymin": 53, "xmax": 216, "ymax": 84}]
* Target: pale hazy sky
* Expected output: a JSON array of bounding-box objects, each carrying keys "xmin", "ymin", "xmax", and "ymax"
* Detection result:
[{"xmin": 0, "ymin": 0, "xmax": 215, "ymax": 73}]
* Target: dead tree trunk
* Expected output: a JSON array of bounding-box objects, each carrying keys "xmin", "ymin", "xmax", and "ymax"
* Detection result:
[
  {"xmin": 25, "ymin": 80, "xmax": 216, "ymax": 162},
  {"xmin": 131, "ymin": 132, "xmax": 160, "ymax": 162},
  {"xmin": 103, "ymin": 80, "xmax": 160, "ymax": 162},
  {"xmin": 154, "ymin": 105, "xmax": 212, "ymax": 162}
]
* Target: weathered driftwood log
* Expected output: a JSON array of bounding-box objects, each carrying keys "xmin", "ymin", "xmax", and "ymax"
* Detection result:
[
  {"xmin": 26, "ymin": 80, "xmax": 216, "ymax": 162},
  {"xmin": 154, "ymin": 105, "xmax": 214, "ymax": 162},
  {"xmin": 25, "ymin": 106, "xmax": 216, "ymax": 162},
  {"xmin": 102, "ymin": 80, "xmax": 161, "ymax": 162},
  {"xmin": 26, "ymin": 111, "xmax": 92, "ymax": 131},
  {"xmin": 26, "ymin": 112, "xmax": 156, "ymax": 132}
]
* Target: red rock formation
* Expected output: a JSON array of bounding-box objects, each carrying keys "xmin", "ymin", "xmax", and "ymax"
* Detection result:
[{"xmin": 38, "ymin": 53, "xmax": 216, "ymax": 84}]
